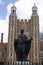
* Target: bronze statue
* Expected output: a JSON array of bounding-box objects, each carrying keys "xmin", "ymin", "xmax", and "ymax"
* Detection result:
[{"xmin": 14, "ymin": 28, "xmax": 32, "ymax": 61}]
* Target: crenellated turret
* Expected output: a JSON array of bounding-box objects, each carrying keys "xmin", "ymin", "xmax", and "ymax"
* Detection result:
[
  {"xmin": 31, "ymin": 4, "xmax": 40, "ymax": 65},
  {"xmin": 7, "ymin": 4, "xmax": 17, "ymax": 65}
]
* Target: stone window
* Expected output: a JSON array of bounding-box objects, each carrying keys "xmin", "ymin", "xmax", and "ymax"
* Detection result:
[
  {"xmin": 40, "ymin": 51, "xmax": 43, "ymax": 57},
  {"xmin": 2, "ymin": 52, "xmax": 6, "ymax": 58}
]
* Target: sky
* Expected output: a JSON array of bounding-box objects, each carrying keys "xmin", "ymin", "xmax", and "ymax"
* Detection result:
[{"xmin": 0, "ymin": 0, "xmax": 43, "ymax": 43}]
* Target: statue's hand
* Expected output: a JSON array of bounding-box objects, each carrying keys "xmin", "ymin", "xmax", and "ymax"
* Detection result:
[{"xmin": 31, "ymin": 37, "xmax": 33, "ymax": 40}]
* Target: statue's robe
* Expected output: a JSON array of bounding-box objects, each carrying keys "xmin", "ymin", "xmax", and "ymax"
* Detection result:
[{"xmin": 14, "ymin": 34, "xmax": 32, "ymax": 61}]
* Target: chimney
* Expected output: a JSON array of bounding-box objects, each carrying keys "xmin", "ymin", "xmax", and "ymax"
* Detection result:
[{"xmin": 1, "ymin": 33, "xmax": 3, "ymax": 43}]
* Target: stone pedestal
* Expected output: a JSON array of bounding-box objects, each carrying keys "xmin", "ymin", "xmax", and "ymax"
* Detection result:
[{"xmin": 14, "ymin": 61, "xmax": 31, "ymax": 65}]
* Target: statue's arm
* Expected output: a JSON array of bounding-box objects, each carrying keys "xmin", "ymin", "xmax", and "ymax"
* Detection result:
[{"xmin": 25, "ymin": 37, "xmax": 33, "ymax": 57}]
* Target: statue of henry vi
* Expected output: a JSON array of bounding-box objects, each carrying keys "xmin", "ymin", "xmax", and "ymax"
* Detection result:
[{"xmin": 14, "ymin": 28, "xmax": 33, "ymax": 61}]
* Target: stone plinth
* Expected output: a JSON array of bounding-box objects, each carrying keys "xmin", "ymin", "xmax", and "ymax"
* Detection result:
[{"xmin": 14, "ymin": 61, "xmax": 31, "ymax": 65}]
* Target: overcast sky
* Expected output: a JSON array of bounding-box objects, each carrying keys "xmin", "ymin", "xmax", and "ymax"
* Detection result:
[{"xmin": 0, "ymin": 0, "xmax": 43, "ymax": 43}]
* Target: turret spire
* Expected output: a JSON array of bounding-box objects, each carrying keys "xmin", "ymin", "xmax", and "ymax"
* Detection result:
[
  {"xmin": 32, "ymin": 3, "xmax": 38, "ymax": 16},
  {"xmin": 11, "ymin": 4, "xmax": 16, "ymax": 16}
]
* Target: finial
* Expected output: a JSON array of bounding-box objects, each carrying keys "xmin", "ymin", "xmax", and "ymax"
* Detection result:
[
  {"xmin": 34, "ymin": 2, "xmax": 36, "ymax": 6},
  {"xmin": 13, "ymin": 1, "xmax": 14, "ymax": 6},
  {"xmin": 34, "ymin": 3, "xmax": 37, "ymax": 8},
  {"xmin": 12, "ymin": 2, "xmax": 16, "ymax": 8}
]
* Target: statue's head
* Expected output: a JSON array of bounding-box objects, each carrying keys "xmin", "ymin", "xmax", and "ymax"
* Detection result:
[{"xmin": 20, "ymin": 28, "xmax": 24, "ymax": 34}]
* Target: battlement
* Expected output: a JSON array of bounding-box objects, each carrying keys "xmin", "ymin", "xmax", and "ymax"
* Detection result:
[
  {"xmin": 17, "ymin": 19, "xmax": 20, "ymax": 22},
  {"xmin": 17, "ymin": 19, "xmax": 31, "ymax": 23}
]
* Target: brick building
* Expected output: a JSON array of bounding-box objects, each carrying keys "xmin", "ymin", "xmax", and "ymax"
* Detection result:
[{"xmin": 0, "ymin": 33, "xmax": 7, "ymax": 65}]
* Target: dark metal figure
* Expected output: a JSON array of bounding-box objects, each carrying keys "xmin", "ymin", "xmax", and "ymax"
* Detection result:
[{"xmin": 14, "ymin": 28, "xmax": 32, "ymax": 61}]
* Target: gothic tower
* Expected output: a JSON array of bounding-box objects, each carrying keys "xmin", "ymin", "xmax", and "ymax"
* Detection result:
[
  {"xmin": 7, "ymin": 5, "xmax": 17, "ymax": 65},
  {"xmin": 31, "ymin": 4, "xmax": 40, "ymax": 65},
  {"xmin": 7, "ymin": 3, "xmax": 40, "ymax": 65}
]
